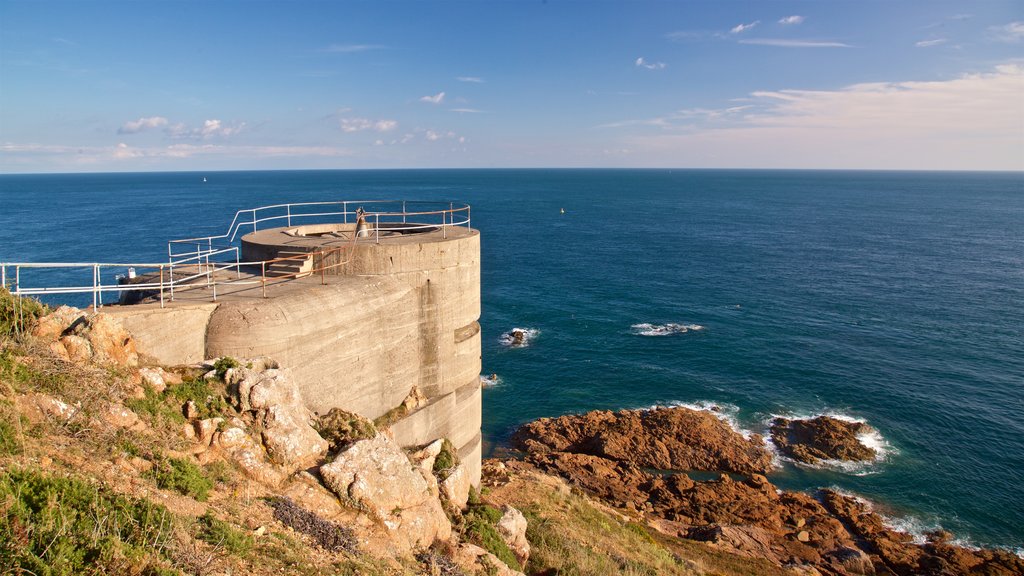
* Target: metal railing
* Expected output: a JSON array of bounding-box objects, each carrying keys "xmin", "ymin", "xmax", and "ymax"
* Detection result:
[{"xmin": 2, "ymin": 199, "xmax": 470, "ymax": 309}]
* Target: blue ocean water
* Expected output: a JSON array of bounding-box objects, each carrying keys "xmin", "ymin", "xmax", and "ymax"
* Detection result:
[{"xmin": 1, "ymin": 169, "xmax": 1022, "ymax": 549}]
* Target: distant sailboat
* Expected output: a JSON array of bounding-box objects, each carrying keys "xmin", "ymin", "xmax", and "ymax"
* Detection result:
[
  {"xmin": 560, "ymin": 208, "xmax": 565, "ymax": 214},
  {"xmin": 203, "ymin": 177, "xmax": 207, "ymax": 183}
]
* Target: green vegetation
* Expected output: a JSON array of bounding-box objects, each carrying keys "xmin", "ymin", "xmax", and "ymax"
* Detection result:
[
  {"xmin": 314, "ymin": 407, "xmax": 377, "ymax": 452},
  {"xmin": 0, "ymin": 399, "xmax": 25, "ymax": 455},
  {"xmin": 433, "ymin": 438, "xmax": 458, "ymax": 479},
  {"xmin": 197, "ymin": 512, "xmax": 253, "ymax": 556},
  {"xmin": 463, "ymin": 504, "xmax": 521, "ymax": 572},
  {"xmin": 146, "ymin": 454, "xmax": 214, "ymax": 501},
  {"xmin": 0, "ymin": 287, "xmax": 48, "ymax": 338},
  {"xmin": 213, "ymin": 356, "xmax": 240, "ymax": 380},
  {"xmin": 0, "ymin": 467, "xmax": 177, "ymax": 576},
  {"xmin": 168, "ymin": 376, "xmax": 231, "ymax": 419}
]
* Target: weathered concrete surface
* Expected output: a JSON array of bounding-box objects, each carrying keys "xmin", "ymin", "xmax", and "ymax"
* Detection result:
[
  {"xmin": 109, "ymin": 224, "xmax": 482, "ymax": 486},
  {"xmin": 104, "ymin": 302, "xmax": 218, "ymax": 365}
]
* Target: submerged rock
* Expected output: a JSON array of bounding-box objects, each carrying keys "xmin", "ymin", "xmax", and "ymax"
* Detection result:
[{"xmin": 770, "ymin": 416, "xmax": 876, "ymax": 464}]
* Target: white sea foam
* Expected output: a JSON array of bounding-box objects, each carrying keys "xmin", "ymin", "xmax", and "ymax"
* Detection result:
[
  {"xmin": 827, "ymin": 487, "xmax": 944, "ymax": 546},
  {"xmin": 499, "ymin": 327, "xmax": 539, "ymax": 348},
  {"xmin": 630, "ymin": 322, "xmax": 704, "ymax": 336},
  {"xmin": 479, "ymin": 373, "xmax": 502, "ymax": 387}
]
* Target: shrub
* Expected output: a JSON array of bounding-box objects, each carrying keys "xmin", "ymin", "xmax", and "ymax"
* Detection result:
[
  {"xmin": 433, "ymin": 438, "xmax": 458, "ymax": 479},
  {"xmin": 197, "ymin": 511, "xmax": 253, "ymax": 556},
  {"xmin": 213, "ymin": 356, "xmax": 240, "ymax": 380},
  {"xmin": 147, "ymin": 455, "xmax": 214, "ymax": 501},
  {"xmin": 0, "ymin": 287, "xmax": 48, "ymax": 338},
  {"xmin": 314, "ymin": 408, "xmax": 377, "ymax": 453},
  {"xmin": 0, "ymin": 468, "xmax": 176, "ymax": 575},
  {"xmin": 267, "ymin": 497, "xmax": 358, "ymax": 553},
  {"xmin": 168, "ymin": 377, "xmax": 230, "ymax": 419}
]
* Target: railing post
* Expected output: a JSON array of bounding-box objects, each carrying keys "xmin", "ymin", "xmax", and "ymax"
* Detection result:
[
  {"xmin": 235, "ymin": 247, "xmax": 241, "ymax": 279},
  {"xmin": 93, "ymin": 264, "xmax": 99, "ymax": 311},
  {"xmin": 344, "ymin": 201, "xmax": 348, "ymax": 224},
  {"xmin": 403, "ymin": 201, "xmax": 407, "ymax": 224},
  {"xmin": 261, "ymin": 261, "xmax": 267, "ymax": 298},
  {"xmin": 169, "ymin": 262, "xmax": 175, "ymax": 302},
  {"xmin": 15, "ymin": 266, "xmax": 19, "ymax": 295},
  {"xmin": 253, "ymin": 209, "xmax": 257, "ymax": 234},
  {"xmin": 375, "ymin": 214, "xmax": 380, "ymax": 244},
  {"xmin": 159, "ymin": 265, "xmax": 165, "ymax": 308},
  {"xmin": 287, "ymin": 204, "xmax": 292, "ymax": 227},
  {"xmin": 1, "ymin": 264, "xmax": 5, "ymax": 290}
]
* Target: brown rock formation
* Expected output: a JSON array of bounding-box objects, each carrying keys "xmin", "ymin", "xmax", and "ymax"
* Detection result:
[
  {"xmin": 512, "ymin": 406, "xmax": 773, "ymax": 474},
  {"xmin": 510, "ymin": 406, "xmax": 1024, "ymax": 576},
  {"xmin": 770, "ymin": 416, "xmax": 876, "ymax": 464}
]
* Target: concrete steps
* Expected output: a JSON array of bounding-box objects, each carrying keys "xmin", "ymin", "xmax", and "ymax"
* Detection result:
[{"xmin": 266, "ymin": 251, "xmax": 313, "ymax": 278}]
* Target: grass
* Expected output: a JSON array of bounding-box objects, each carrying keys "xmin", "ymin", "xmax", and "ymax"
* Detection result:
[
  {"xmin": 463, "ymin": 503, "xmax": 521, "ymax": 572},
  {"xmin": 314, "ymin": 408, "xmax": 377, "ymax": 453},
  {"xmin": 146, "ymin": 454, "xmax": 214, "ymax": 501},
  {"xmin": 433, "ymin": 438, "xmax": 458, "ymax": 480},
  {"xmin": 197, "ymin": 511, "xmax": 253, "ymax": 556},
  {"xmin": 213, "ymin": 356, "xmax": 240, "ymax": 381},
  {"xmin": 0, "ymin": 467, "xmax": 178, "ymax": 576}
]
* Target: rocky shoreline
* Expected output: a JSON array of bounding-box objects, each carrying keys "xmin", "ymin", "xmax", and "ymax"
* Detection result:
[{"xmin": 502, "ymin": 406, "xmax": 1023, "ymax": 576}]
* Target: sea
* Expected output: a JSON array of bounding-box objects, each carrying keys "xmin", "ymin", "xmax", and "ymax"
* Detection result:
[{"xmin": 1, "ymin": 169, "xmax": 1021, "ymax": 550}]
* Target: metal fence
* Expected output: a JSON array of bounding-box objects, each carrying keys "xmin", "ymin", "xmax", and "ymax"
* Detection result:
[{"xmin": 2, "ymin": 200, "xmax": 471, "ymax": 309}]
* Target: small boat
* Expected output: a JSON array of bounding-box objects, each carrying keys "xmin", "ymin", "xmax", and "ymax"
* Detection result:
[{"xmin": 560, "ymin": 208, "xmax": 565, "ymax": 214}]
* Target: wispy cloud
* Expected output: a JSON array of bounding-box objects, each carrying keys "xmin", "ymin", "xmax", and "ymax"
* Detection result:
[
  {"xmin": 989, "ymin": 22, "xmax": 1024, "ymax": 43},
  {"xmin": 456, "ymin": 76, "xmax": 485, "ymax": 83},
  {"xmin": 322, "ymin": 43, "xmax": 385, "ymax": 53},
  {"xmin": 339, "ymin": 117, "xmax": 398, "ymax": 132},
  {"xmin": 635, "ymin": 57, "xmax": 666, "ymax": 70},
  {"xmin": 915, "ymin": 38, "xmax": 948, "ymax": 48},
  {"xmin": 167, "ymin": 119, "xmax": 245, "ymax": 140},
  {"xmin": 731, "ymin": 21, "xmax": 760, "ymax": 34},
  {"xmin": 778, "ymin": 15, "xmax": 804, "ymax": 25},
  {"xmin": 739, "ymin": 38, "xmax": 852, "ymax": 48},
  {"xmin": 118, "ymin": 116, "xmax": 168, "ymax": 134},
  {"xmin": 420, "ymin": 92, "xmax": 445, "ymax": 104},
  {"xmin": 665, "ymin": 30, "xmax": 709, "ymax": 42},
  {"xmin": 450, "ymin": 108, "xmax": 484, "ymax": 114},
  {"xmin": 607, "ymin": 64, "xmax": 1024, "ymax": 170}
]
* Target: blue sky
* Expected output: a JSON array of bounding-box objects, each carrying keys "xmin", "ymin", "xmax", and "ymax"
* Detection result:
[{"xmin": 1, "ymin": 0, "xmax": 1021, "ymax": 173}]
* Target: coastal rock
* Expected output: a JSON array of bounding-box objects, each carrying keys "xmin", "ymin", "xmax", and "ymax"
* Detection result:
[
  {"xmin": 439, "ymin": 463, "xmax": 473, "ymax": 510},
  {"xmin": 496, "ymin": 506, "xmax": 530, "ymax": 568},
  {"xmin": 231, "ymin": 364, "xmax": 328, "ymax": 469},
  {"xmin": 527, "ymin": 451, "xmax": 654, "ymax": 506},
  {"xmin": 213, "ymin": 425, "xmax": 286, "ymax": 486},
  {"xmin": 452, "ymin": 543, "xmax": 526, "ymax": 576},
  {"xmin": 512, "ymin": 406, "xmax": 773, "ymax": 475},
  {"xmin": 320, "ymin": 434, "xmax": 451, "ymax": 550},
  {"xmin": 32, "ymin": 306, "xmax": 139, "ymax": 367},
  {"xmin": 770, "ymin": 416, "xmax": 876, "ymax": 464}
]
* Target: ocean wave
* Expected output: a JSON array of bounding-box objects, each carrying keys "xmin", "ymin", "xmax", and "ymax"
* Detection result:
[
  {"xmin": 479, "ymin": 373, "xmax": 502, "ymax": 387},
  {"xmin": 630, "ymin": 322, "xmax": 704, "ymax": 337},
  {"xmin": 766, "ymin": 410, "xmax": 897, "ymax": 476},
  {"xmin": 499, "ymin": 327, "xmax": 539, "ymax": 348}
]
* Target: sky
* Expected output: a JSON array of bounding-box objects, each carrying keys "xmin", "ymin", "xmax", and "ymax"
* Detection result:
[{"xmin": 1, "ymin": 0, "xmax": 1022, "ymax": 173}]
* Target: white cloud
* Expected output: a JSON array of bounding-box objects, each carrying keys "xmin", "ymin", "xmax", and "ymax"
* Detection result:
[
  {"xmin": 739, "ymin": 38, "xmax": 851, "ymax": 48},
  {"xmin": 118, "ymin": 116, "xmax": 168, "ymax": 134},
  {"xmin": 635, "ymin": 57, "xmax": 667, "ymax": 70},
  {"xmin": 450, "ymin": 108, "xmax": 484, "ymax": 114},
  {"xmin": 323, "ymin": 44, "xmax": 385, "ymax": 53},
  {"xmin": 989, "ymin": 22, "xmax": 1024, "ymax": 43},
  {"xmin": 916, "ymin": 38, "xmax": 948, "ymax": 48},
  {"xmin": 778, "ymin": 15, "xmax": 804, "ymax": 25},
  {"xmin": 166, "ymin": 119, "xmax": 245, "ymax": 140},
  {"xmin": 457, "ymin": 76, "xmax": 485, "ymax": 83},
  {"xmin": 731, "ymin": 21, "xmax": 760, "ymax": 34},
  {"xmin": 339, "ymin": 117, "xmax": 398, "ymax": 132},
  {"xmin": 420, "ymin": 92, "xmax": 445, "ymax": 104},
  {"xmin": 608, "ymin": 63, "xmax": 1024, "ymax": 170}
]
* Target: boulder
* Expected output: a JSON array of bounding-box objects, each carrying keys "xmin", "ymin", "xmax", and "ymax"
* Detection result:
[
  {"xmin": 231, "ymin": 364, "xmax": 328, "ymax": 469},
  {"xmin": 439, "ymin": 463, "xmax": 473, "ymax": 510},
  {"xmin": 213, "ymin": 425, "xmax": 286, "ymax": 486},
  {"xmin": 320, "ymin": 434, "xmax": 451, "ymax": 550},
  {"xmin": 770, "ymin": 416, "xmax": 876, "ymax": 464},
  {"xmin": 496, "ymin": 506, "xmax": 530, "ymax": 568},
  {"xmin": 452, "ymin": 543, "xmax": 526, "ymax": 576},
  {"xmin": 32, "ymin": 306, "xmax": 138, "ymax": 367}
]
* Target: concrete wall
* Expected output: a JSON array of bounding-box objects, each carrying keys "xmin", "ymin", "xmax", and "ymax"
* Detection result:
[{"xmin": 105, "ymin": 302, "xmax": 218, "ymax": 365}]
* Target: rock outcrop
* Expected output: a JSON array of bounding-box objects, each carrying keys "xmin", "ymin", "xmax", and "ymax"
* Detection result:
[
  {"xmin": 770, "ymin": 416, "xmax": 876, "ymax": 464},
  {"xmin": 320, "ymin": 434, "xmax": 452, "ymax": 551},
  {"xmin": 512, "ymin": 407, "xmax": 773, "ymax": 475},
  {"xmin": 227, "ymin": 361, "xmax": 328, "ymax": 470},
  {"xmin": 32, "ymin": 305, "xmax": 139, "ymax": 367},
  {"xmin": 510, "ymin": 406, "xmax": 1024, "ymax": 576}
]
